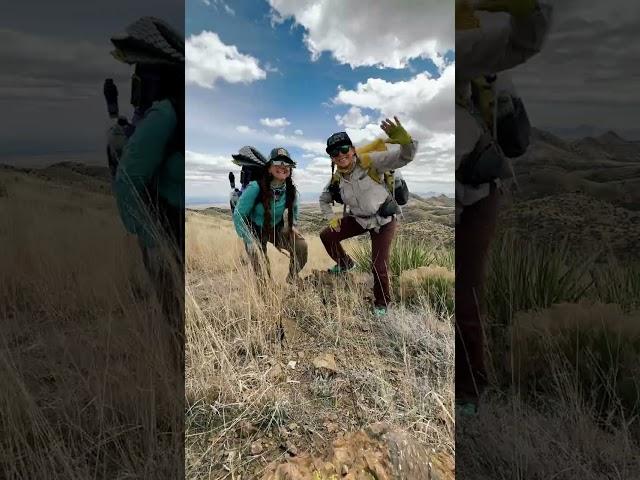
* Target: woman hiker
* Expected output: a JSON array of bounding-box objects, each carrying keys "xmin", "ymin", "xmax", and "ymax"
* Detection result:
[
  {"xmin": 233, "ymin": 147, "xmax": 308, "ymax": 284},
  {"xmin": 112, "ymin": 17, "xmax": 185, "ymax": 331},
  {"xmin": 455, "ymin": 0, "xmax": 552, "ymax": 415},
  {"xmin": 318, "ymin": 117, "xmax": 418, "ymax": 317}
]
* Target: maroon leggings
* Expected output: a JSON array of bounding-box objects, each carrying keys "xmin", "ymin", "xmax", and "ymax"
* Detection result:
[
  {"xmin": 455, "ymin": 189, "xmax": 500, "ymax": 402},
  {"xmin": 320, "ymin": 216, "xmax": 397, "ymax": 307}
]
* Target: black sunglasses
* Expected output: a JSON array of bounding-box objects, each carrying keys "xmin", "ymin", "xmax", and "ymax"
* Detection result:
[{"xmin": 328, "ymin": 145, "xmax": 351, "ymax": 157}]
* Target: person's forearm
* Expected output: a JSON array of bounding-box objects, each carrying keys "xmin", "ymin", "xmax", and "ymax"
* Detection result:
[{"xmin": 370, "ymin": 139, "xmax": 419, "ymax": 171}]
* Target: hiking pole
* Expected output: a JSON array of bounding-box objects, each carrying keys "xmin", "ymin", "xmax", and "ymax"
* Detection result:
[
  {"xmin": 103, "ymin": 78, "xmax": 119, "ymax": 119},
  {"xmin": 103, "ymin": 78, "xmax": 128, "ymax": 181}
]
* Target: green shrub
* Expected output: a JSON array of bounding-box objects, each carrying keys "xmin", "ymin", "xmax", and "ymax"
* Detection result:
[
  {"xmin": 486, "ymin": 231, "xmax": 594, "ymax": 328},
  {"xmin": 593, "ymin": 261, "xmax": 640, "ymax": 311},
  {"xmin": 349, "ymin": 236, "xmax": 452, "ymax": 278},
  {"xmin": 399, "ymin": 266, "xmax": 454, "ymax": 316},
  {"xmin": 511, "ymin": 303, "xmax": 640, "ymax": 418}
]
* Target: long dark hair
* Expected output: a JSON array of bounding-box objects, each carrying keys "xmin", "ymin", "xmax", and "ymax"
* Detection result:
[
  {"xmin": 135, "ymin": 63, "xmax": 184, "ymax": 153},
  {"xmin": 257, "ymin": 168, "xmax": 296, "ymax": 233}
]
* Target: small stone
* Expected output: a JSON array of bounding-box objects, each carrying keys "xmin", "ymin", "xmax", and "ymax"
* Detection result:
[
  {"xmin": 288, "ymin": 422, "xmax": 299, "ymax": 430},
  {"xmin": 366, "ymin": 422, "xmax": 389, "ymax": 438},
  {"xmin": 287, "ymin": 360, "xmax": 297, "ymax": 369},
  {"xmin": 325, "ymin": 422, "xmax": 339, "ymax": 433},
  {"xmin": 268, "ymin": 364, "xmax": 283, "ymax": 381},
  {"xmin": 341, "ymin": 464, "xmax": 349, "ymax": 476},
  {"xmin": 312, "ymin": 353, "xmax": 338, "ymax": 373},
  {"xmin": 297, "ymin": 351, "xmax": 305, "ymax": 358},
  {"xmin": 285, "ymin": 441, "xmax": 298, "ymax": 456},
  {"xmin": 250, "ymin": 441, "xmax": 263, "ymax": 455},
  {"xmin": 239, "ymin": 421, "xmax": 258, "ymax": 437}
]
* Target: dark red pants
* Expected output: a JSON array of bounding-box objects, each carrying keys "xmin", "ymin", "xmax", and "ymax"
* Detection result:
[
  {"xmin": 320, "ymin": 216, "xmax": 397, "ymax": 307},
  {"xmin": 455, "ymin": 189, "xmax": 499, "ymax": 402}
]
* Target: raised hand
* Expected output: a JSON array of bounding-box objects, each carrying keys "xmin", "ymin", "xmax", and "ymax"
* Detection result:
[{"xmin": 381, "ymin": 116, "xmax": 412, "ymax": 145}]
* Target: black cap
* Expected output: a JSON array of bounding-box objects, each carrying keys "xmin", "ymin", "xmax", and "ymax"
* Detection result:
[
  {"xmin": 269, "ymin": 147, "xmax": 296, "ymax": 167},
  {"xmin": 326, "ymin": 132, "xmax": 353, "ymax": 154}
]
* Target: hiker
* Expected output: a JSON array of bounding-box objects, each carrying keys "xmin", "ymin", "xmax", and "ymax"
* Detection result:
[
  {"xmin": 455, "ymin": 0, "xmax": 552, "ymax": 413},
  {"xmin": 319, "ymin": 117, "xmax": 418, "ymax": 317},
  {"xmin": 110, "ymin": 17, "xmax": 185, "ymax": 328},
  {"xmin": 232, "ymin": 147, "xmax": 308, "ymax": 283}
]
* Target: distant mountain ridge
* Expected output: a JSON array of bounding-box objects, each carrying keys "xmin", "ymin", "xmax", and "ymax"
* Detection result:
[{"xmin": 502, "ymin": 126, "xmax": 640, "ymax": 261}]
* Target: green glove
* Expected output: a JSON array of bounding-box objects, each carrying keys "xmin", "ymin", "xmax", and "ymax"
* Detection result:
[
  {"xmin": 328, "ymin": 215, "xmax": 341, "ymax": 232},
  {"xmin": 381, "ymin": 117, "xmax": 412, "ymax": 145},
  {"xmin": 475, "ymin": 0, "xmax": 536, "ymax": 18}
]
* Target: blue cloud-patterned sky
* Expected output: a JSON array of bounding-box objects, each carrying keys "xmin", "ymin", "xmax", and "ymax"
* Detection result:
[{"xmin": 185, "ymin": 0, "xmax": 455, "ymax": 203}]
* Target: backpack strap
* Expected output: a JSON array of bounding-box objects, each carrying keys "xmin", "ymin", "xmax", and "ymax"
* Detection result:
[
  {"xmin": 358, "ymin": 153, "xmax": 382, "ymax": 184},
  {"xmin": 359, "ymin": 154, "xmax": 396, "ymax": 195},
  {"xmin": 383, "ymin": 171, "xmax": 395, "ymax": 193}
]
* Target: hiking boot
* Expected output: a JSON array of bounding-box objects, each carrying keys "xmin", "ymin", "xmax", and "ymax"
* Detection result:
[
  {"xmin": 372, "ymin": 306, "xmax": 388, "ymax": 317},
  {"xmin": 455, "ymin": 401, "xmax": 478, "ymax": 418},
  {"xmin": 327, "ymin": 263, "xmax": 355, "ymax": 274}
]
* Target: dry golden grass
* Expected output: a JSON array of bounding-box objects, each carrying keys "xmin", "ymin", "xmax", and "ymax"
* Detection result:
[
  {"xmin": 0, "ymin": 171, "xmax": 183, "ymax": 479},
  {"xmin": 185, "ymin": 211, "xmax": 454, "ymax": 479},
  {"xmin": 458, "ymin": 229, "xmax": 640, "ymax": 479}
]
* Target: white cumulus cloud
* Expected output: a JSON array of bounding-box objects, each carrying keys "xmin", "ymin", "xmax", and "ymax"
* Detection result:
[
  {"xmin": 335, "ymin": 106, "xmax": 371, "ymax": 129},
  {"xmin": 186, "ymin": 31, "xmax": 266, "ymax": 88},
  {"xmin": 260, "ymin": 117, "xmax": 291, "ymax": 128},
  {"xmin": 236, "ymin": 125, "xmax": 255, "ymax": 134},
  {"xmin": 267, "ymin": 0, "xmax": 453, "ymax": 69},
  {"xmin": 332, "ymin": 65, "xmax": 455, "ymax": 187}
]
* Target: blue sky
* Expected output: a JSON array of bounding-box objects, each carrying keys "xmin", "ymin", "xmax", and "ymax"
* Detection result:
[{"xmin": 186, "ymin": 0, "xmax": 455, "ymax": 204}]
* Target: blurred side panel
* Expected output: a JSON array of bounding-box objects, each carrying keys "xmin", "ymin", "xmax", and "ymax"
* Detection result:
[
  {"xmin": 455, "ymin": 1, "xmax": 640, "ymax": 478},
  {"xmin": 0, "ymin": 2, "xmax": 185, "ymax": 479}
]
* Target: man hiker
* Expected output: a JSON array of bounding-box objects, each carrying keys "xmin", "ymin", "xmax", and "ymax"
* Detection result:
[
  {"xmin": 455, "ymin": 0, "xmax": 552, "ymax": 415},
  {"xmin": 319, "ymin": 117, "xmax": 418, "ymax": 317}
]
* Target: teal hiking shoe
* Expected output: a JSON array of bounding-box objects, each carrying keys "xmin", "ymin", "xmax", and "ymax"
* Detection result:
[
  {"xmin": 372, "ymin": 306, "xmax": 388, "ymax": 317},
  {"xmin": 327, "ymin": 263, "xmax": 355, "ymax": 274},
  {"xmin": 456, "ymin": 401, "xmax": 478, "ymax": 418}
]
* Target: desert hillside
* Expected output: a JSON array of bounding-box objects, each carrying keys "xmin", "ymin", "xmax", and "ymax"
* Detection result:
[
  {"xmin": 192, "ymin": 191, "xmax": 455, "ymax": 247},
  {"xmin": 457, "ymin": 129, "xmax": 640, "ymax": 479},
  {"xmin": 500, "ymin": 128, "xmax": 640, "ymax": 260},
  {"xmin": 185, "ymin": 194, "xmax": 455, "ymax": 478},
  {"xmin": 0, "ymin": 164, "xmax": 183, "ymax": 479}
]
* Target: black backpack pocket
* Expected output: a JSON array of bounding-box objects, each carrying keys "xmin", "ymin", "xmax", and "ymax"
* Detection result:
[
  {"xmin": 377, "ymin": 194, "xmax": 400, "ymax": 218},
  {"xmin": 328, "ymin": 182, "xmax": 343, "ymax": 204},
  {"xmin": 497, "ymin": 96, "xmax": 531, "ymax": 158},
  {"xmin": 457, "ymin": 140, "xmax": 505, "ymax": 187},
  {"xmin": 394, "ymin": 178, "xmax": 410, "ymax": 206}
]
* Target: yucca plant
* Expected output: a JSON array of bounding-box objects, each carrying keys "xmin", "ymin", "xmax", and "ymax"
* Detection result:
[
  {"xmin": 592, "ymin": 261, "xmax": 640, "ymax": 311},
  {"xmin": 486, "ymin": 230, "xmax": 595, "ymax": 329},
  {"xmin": 399, "ymin": 266, "xmax": 454, "ymax": 316},
  {"xmin": 511, "ymin": 303, "xmax": 640, "ymax": 419},
  {"xmin": 349, "ymin": 236, "xmax": 452, "ymax": 278}
]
